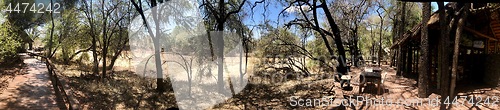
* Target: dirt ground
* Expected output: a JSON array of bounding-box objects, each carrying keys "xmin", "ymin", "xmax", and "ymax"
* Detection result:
[
  {"xmin": 0, "ymin": 53, "xmax": 63, "ymax": 109},
  {"xmin": 0, "ymin": 56, "xmax": 24, "ymax": 92},
  {"xmin": 213, "ymin": 65, "xmax": 500, "ymax": 110},
  {"xmin": 51, "ymin": 53, "xmax": 500, "ymax": 109}
]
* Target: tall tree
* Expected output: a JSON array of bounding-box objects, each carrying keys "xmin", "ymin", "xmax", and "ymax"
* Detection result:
[
  {"xmin": 99, "ymin": 0, "xmax": 128, "ymax": 78},
  {"xmin": 375, "ymin": 0, "xmax": 388, "ymax": 67},
  {"xmin": 418, "ymin": 2, "xmax": 430, "ymax": 98},
  {"xmin": 82, "ymin": 0, "xmax": 100, "ymax": 76},
  {"xmin": 201, "ymin": 0, "xmax": 246, "ymax": 93},
  {"xmin": 450, "ymin": 3, "xmax": 470, "ymax": 108},
  {"xmin": 438, "ymin": 2, "xmax": 450, "ymax": 109},
  {"xmin": 284, "ymin": 0, "xmax": 349, "ymax": 77},
  {"xmin": 330, "ymin": 0, "xmax": 371, "ymax": 67},
  {"xmin": 47, "ymin": 0, "xmax": 56, "ymax": 59},
  {"xmin": 396, "ymin": 1, "xmax": 406, "ymax": 76},
  {"xmin": 131, "ymin": 0, "xmax": 168, "ymax": 92}
]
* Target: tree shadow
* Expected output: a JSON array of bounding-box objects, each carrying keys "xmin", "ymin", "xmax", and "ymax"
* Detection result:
[
  {"xmin": 0, "ymin": 57, "xmax": 25, "ymax": 91},
  {"xmin": 0, "ymin": 73, "xmax": 65, "ymax": 109},
  {"xmin": 455, "ymin": 81, "xmax": 495, "ymax": 95},
  {"xmin": 359, "ymin": 83, "xmax": 390, "ymax": 95},
  {"xmin": 66, "ymin": 70, "xmax": 178, "ymax": 109}
]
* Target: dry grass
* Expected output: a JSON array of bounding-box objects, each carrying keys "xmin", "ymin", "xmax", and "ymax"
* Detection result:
[
  {"xmin": 50, "ymin": 52, "xmax": 500, "ymax": 109},
  {"xmin": 213, "ymin": 65, "xmax": 500, "ymax": 109},
  {"xmin": 54, "ymin": 52, "xmax": 179, "ymax": 109}
]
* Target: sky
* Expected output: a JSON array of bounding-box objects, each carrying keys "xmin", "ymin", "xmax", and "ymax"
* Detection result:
[
  {"xmin": 242, "ymin": 1, "xmax": 445, "ymax": 39},
  {"xmin": 431, "ymin": 2, "xmax": 441, "ymax": 12},
  {"xmin": 241, "ymin": 1, "xmax": 326, "ymax": 39},
  {"xmin": 3, "ymin": 0, "xmax": 445, "ymax": 40}
]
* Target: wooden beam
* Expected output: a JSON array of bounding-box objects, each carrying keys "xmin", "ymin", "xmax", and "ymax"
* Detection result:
[
  {"xmin": 492, "ymin": 24, "xmax": 500, "ymax": 27},
  {"xmin": 464, "ymin": 27, "xmax": 499, "ymax": 41},
  {"xmin": 495, "ymin": 30, "xmax": 500, "ymax": 35}
]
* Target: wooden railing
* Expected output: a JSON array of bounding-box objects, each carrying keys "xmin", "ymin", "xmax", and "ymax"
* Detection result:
[{"xmin": 27, "ymin": 52, "xmax": 74, "ymax": 110}]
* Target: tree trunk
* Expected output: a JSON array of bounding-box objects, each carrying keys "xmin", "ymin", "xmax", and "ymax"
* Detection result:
[
  {"xmin": 378, "ymin": 10, "xmax": 384, "ymax": 67},
  {"xmin": 371, "ymin": 28, "xmax": 375, "ymax": 64},
  {"xmin": 398, "ymin": 46, "xmax": 407, "ymax": 76},
  {"xmin": 438, "ymin": 2, "xmax": 451, "ymax": 109},
  {"xmin": 450, "ymin": 4, "xmax": 470, "ymax": 107},
  {"xmin": 90, "ymin": 16, "xmax": 99, "ymax": 76},
  {"xmin": 323, "ymin": 5, "xmax": 347, "ymax": 74},
  {"xmin": 62, "ymin": 46, "xmax": 69, "ymax": 64},
  {"xmin": 352, "ymin": 28, "xmax": 361, "ymax": 67},
  {"xmin": 406, "ymin": 46, "xmax": 412, "ymax": 75},
  {"xmin": 92, "ymin": 36, "xmax": 98, "ymax": 75},
  {"xmin": 101, "ymin": 0, "xmax": 108, "ymax": 78},
  {"xmin": 216, "ymin": 0, "xmax": 225, "ymax": 93},
  {"xmin": 418, "ymin": 2, "xmax": 431, "ymax": 98},
  {"xmin": 153, "ymin": 38, "xmax": 166, "ymax": 92},
  {"xmin": 399, "ymin": 1, "xmax": 407, "ymax": 40},
  {"xmin": 131, "ymin": 0, "xmax": 166, "ymax": 93},
  {"xmin": 152, "ymin": 0, "xmax": 166, "ymax": 93},
  {"xmin": 108, "ymin": 40, "xmax": 128, "ymax": 71},
  {"xmin": 102, "ymin": 44, "xmax": 107, "ymax": 78},
  {"xmin": 391, "ymin": 49, "xmax": 397, "ymax": 67},
  {"xmin": 47, "ymin": 0, "xmax": 55, "ymax": 75},
  {"xmin": 312, "ymin": 1, "xmax": 335, "ymax": 66},
  {"xmin": 397, "ymin": 1, "xmax": 407, "ymax": 76}
]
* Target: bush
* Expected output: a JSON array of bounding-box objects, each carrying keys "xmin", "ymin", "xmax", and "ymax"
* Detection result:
[{"xmin": 0, "ymin": 21, "xmax": 21, "ymax": 62}]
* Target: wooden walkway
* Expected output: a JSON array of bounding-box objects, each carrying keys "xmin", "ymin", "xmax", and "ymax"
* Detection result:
[{"xmin": 0, "ymin": 53, "xmax": 65, "ymax": 109}]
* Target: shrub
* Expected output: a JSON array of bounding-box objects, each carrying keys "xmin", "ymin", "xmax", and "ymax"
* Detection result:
[{"xmin": 0, "ymin": 21, "xmax": 21, "ymax": 63}]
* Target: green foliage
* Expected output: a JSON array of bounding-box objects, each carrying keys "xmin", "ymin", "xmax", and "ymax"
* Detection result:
[
  {"xmin": 307, "ymin": 36, "xmax": 329, "ymax": 60},
  {"xmin": 404, "ymin": 3, "xmax": 422, "ymax": 32},
  {"xmin": 256, "ymin": 28, "xmax": 300, "ymax": 57},
  {"xmin": 305, "ymin": 36, "xmax": 330, "ymax": 68},
  {"xmin": 57, "ymin": 8, "xmax": 82, "ymax": 62},
  {"xmin": 0, "ymin": 21, "xmax": 21, "ymax": 62},
  {"xmin": 1, "ymin": 0, "xmax": 37, "ymax": 30}
]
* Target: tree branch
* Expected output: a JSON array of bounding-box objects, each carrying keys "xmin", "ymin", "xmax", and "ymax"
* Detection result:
[{"xmin": 225, "ymin": 0, "xmax": 247, "ymax": 20}]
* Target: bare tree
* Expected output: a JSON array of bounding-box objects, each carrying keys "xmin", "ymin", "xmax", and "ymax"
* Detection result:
[
  {"xmin": 375, "ymin": 0, "xmax": 391, "ymax": 67},
  {"xmin": 282, "ymin": 0, "xmax": 349, "ymax": 77},
  {"xmin": 82, "ymin": 0, "xmax": 100, "ymax": 76},
  {"xmin": 396, "ymin": 1, "xmax": 407, "ymax": 76},
  {"xmin": 200, "ymin": 0, "xmax": 246, "ymax": 93},
  {"xmin": 330, "ymin": 0, "xmax": 371, "ymax": 67},
  {"xmin": 98, "ymin": 0, "xmax": 129, "ymax": 77},
  {"xmin": 131, "ymin": 0, "xmax": 168, "ymax": 92}
]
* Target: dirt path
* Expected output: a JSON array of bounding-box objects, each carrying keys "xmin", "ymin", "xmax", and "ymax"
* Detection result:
[{"xmin": 0, "ymin": 53, "xmax": 63, "ymax": 109}]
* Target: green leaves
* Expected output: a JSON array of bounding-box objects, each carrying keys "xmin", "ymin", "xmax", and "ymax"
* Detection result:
[
  {"xmin": 0, "ymin": 21, "xmax": 21, "ymax": 62},
  {"xmin": 257, "ymin": 28, "xmax": 300, "ymax": 57}
]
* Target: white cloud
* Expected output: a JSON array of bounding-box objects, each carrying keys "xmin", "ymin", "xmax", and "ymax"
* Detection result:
[{"xmin": 285, "ymin": 5, "xmax": 310, "ymax": 13}]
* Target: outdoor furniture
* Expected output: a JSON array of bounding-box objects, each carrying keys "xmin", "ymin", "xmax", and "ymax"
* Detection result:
[{"xmin": 358, "ymin": 67, "xmax": 386, "ymax": 94}]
